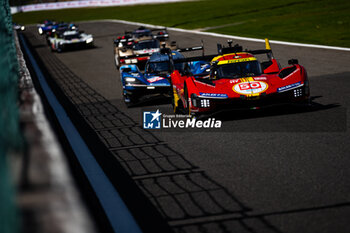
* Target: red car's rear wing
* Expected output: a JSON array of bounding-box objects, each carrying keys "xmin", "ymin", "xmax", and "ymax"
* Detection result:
[{"xmin": 172, "ymin": 39, "xmax": 275, "ymax": 64}]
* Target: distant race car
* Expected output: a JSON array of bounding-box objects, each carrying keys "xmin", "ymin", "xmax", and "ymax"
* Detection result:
[
  {"xmin": 120, "ymin": 46, "xmax": 203, "ymax": 106},
  {"xmin": 13, "ymin": 23, "xmax": 25, "ymax": 31},
  {"xmin": 45, "ymin": 23, "xmax": 78, "ymax": 45},
  {"xmin": 170, "ymin": 39, "xmax": 310, "ymax": 117},
  {"xmin": 113, "ymin": 27, "xmax": 176, "ymax": 69},
  {"xmin": 48, "ymin": 30, "xmax": 93, "ymax": 52},
  {"xmin": 37, "ymin": 20, "xmax": 56, "ymax": 35}
]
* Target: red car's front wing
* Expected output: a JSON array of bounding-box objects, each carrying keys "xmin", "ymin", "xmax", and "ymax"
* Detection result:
[{"xmin": 188, "ymin": 84, "xmax": 309, "ymax": 114}]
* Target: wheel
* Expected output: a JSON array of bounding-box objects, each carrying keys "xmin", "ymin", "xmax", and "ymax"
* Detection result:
[
  {"xmin": 57, "ymin": 44, "xmax": 62, "ymax": 53},
  {"xmin": 123, "ymin": 91, "xmax": 138, "ymax": 108},
  {"xmin": 88, "ymin": 42, "xmax": 94, "ymax": 49},
  {"xmin": 296, "ymin": 97, "xmax": 313, "ymax": 111},
  {"xmin": 184, "ymin": 86, "xmax": 199, "ymax": 118},
  {"xmin": 184, "ymin": 86, "xmax": 191, "ymax": 115},
  {"xmin": 123, "ymin": 93, "xmax": 132, "ymax": 107},
  {"xmin": 114, "ymin": 53, "xmax": 120, "ymax": 69}
]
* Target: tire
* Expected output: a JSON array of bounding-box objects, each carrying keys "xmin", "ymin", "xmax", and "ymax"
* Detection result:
[
  {"xmin": 114, "ymin": 54, "xmax": 120, "ymax": 69},
  {"xmin": 57, "ymin": 44, "xmax": 62, "ymax": 53},
  {"xmin": 297, "ymin": 97, "xmax": 313, "ymax": 110},
  {"xmin": 184, "ymin": 86, "xmax": 199, "ymax": 118},
  {"xmin": 184, "ymin": 86, "xmax": 191, "ymax": 115},
  {"xmin": 123, "ymin": 92, "xmax": 137, "ymax": 108}
]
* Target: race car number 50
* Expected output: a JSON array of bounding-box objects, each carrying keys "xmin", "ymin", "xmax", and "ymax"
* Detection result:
[
  {"xmin": 239, "ymin": 82, "xmax": 261, "ymax": 90},
  {"xmin": 233, "ymin": 81, "xmax": 268, "ymax": 95}
]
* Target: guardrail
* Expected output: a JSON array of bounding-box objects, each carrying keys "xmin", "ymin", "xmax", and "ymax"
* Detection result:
[
  {"xmin": 0, "ymin": 1, "xmax": 21, "ymax": 233},
  {"xmin": 18, "ymin": 30, "xmax": 173, "ymax": 233}
]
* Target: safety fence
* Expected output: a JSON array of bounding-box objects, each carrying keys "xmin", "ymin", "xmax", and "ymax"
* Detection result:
[{"xmin": 0, "ymin": 1, "xmax": 21, "ymax": 233}]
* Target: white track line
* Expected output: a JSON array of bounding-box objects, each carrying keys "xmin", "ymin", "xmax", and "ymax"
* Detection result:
[{"xmin": 98, "ymin": 19, "xmax": 350, "ymax": 52}]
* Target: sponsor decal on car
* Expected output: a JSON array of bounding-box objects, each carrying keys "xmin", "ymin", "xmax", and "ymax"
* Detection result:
[
  {"xmin": 199, "ymin": 93, "xmax": 228, "ymax": 98},
  {"xmin": 254, "ymin": 77, "xmax": 267, "ymax": 81},
  {"xmin": 217, "ymin": 57, "xmax": 256, "ymax": 65},
  {"xmin": 229, "ymin": 79, "xmax": 240, "ymax": 84},
  {"xmin": 137, "ymin": 48, "xmax": 159, "ymax": 54},
  {"xmin": 233, "ymin": 81, "xmax": 268, "ymax": 95},
  {"xmin": 277, "ymin": 81, "xmax": 302, "ymax": 93},
  {"xmin": 147, "ymin": 76, "xmax": 164, "ymax": 83}
]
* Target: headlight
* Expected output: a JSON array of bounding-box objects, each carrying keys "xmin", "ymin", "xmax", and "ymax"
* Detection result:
[
  {"xmin": 192, "ymin": 94, "xmax": 210, "ymax": 108},
  {"xmin": 293, "ymin": 88, "xmax": 303, "ymax": 97},
  {"xmin": 52, "ymin": 29, "xmax": 56, "ymax": 32},
  {"xmin": 20, "ymin": 26, "xmax": 25, "ymax": 31},
  {"xmin": 125, "ymin": 77, "xmax": 136, "ymax": 82},
  {"xmin": 86, "ymin": 37, "xmax": 93, "ymax": 44},
  {"xmin": 38, "ymin": 28, "xmax": 43, "ymax": 34},
  {"xmin": 200, "ymin": 99, "xmax": 210, "ymax": 108}
]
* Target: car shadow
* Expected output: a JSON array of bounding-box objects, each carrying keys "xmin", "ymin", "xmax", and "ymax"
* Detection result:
[
  {"xmin": 127, "ymin": 95, "xmax": 172, "ymax": 108},
  {"xmin": 213, "ymin": 96, "xmax": 340, "ymax": 122}
]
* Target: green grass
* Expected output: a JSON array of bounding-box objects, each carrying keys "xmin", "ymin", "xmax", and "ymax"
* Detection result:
[{"xmin": 12, "ymin": 0, "xmax": 350, "ymax": 47}]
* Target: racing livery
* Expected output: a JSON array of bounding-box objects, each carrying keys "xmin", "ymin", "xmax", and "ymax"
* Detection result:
[
  {"xmin": 120, "ymin": 50, "xmax": 183, "ymax": 106},
  {"xmin": 170, "ymin": 39, "xmax": 310, "ymax": 116},
  {"xmin": 120, "ymin": 46, "xmax": 203, "ymax": 106},
  {"xmin": 113, "ymin": 27, "xmax": 176, "ymax": 69},
  {"xmin": 37, "ymin": 20, "xmax": 56, "ymax": 35},
  {"xmin": 48, "ymin": 30, "xmax": 93, "ymax": 52},
  {"xmin": 45, "ymin": 22, "xmax": 78, "ymax": 45}
]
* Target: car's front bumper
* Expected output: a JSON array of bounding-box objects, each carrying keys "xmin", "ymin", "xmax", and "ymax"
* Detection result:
[{"xmin": 190, "ymin": 86, "xmax": 309, "ymax": 113}]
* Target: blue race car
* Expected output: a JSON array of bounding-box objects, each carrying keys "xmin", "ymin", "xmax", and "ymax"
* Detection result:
[
  {"xmin": 37, "ymin": 20, "xmax": 56, "ymax": 35},
  {"xmin": 120, "ymin": 50, "xmax": 184, "ymax": 106},
  {"xmin": 120, "ymin": 45, "xmax": 205, "ymax": 106}
]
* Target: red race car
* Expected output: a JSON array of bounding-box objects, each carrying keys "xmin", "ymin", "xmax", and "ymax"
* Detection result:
[{"xmin": 170, "ymin": 39, "xmax": 310, "ymax": 117}]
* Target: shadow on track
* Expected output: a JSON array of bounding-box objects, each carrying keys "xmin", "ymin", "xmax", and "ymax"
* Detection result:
[
  {"xmin": 214, "ymin": 97, "xmax": 340, "ymax": 122},
  {"xmin": 23, "ymin": 30, "xmax": 285, "ymax": 233}
]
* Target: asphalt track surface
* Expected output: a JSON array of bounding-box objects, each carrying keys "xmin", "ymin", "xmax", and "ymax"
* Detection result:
[{"xmin": 23, "ymin": 21, "xmax": 350, "ymax": 233}]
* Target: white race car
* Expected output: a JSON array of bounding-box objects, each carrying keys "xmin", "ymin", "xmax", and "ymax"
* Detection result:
[
  {"xmin": 49, "ymin": 30, "xmax": 93, "ymax": 52},
  {"xmin": 113, "ymin": 27, "xmax": 176, "ymax": 69}
]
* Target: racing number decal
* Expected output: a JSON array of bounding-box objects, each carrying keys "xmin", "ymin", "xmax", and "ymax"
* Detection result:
[
  {"xmin": 239, "ymin": 82, "xmax": 262, "ymax": 90},
  {"xmin": 233, "ymin": 81, "xmax": 268, "ymax": 95}
]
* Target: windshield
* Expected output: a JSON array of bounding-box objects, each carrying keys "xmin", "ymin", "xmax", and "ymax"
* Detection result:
[
  {"xmin": 64, "ymin": 34, "xmax": 80, "ymax": 40},
  {"xmin": 174, "ymin": 62, "xmax": 185, "ymax": 73},
  {"xmin": 216, "ymin": 61, "xmax": 262, "ymax": 78},
  {"xmin": 147, "ymin": 62, "xmax": 170, "ymax": 73},
  {"xmin": 133, "ymin": 40, "xmax": 159, "ymax": 50},
  {"xmin": 133, "ymin": 30, "xmax": 152, "ymax": 38}
]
